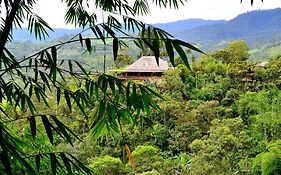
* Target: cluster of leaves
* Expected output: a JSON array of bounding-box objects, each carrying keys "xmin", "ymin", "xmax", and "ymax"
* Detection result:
[
  {"xmin": 0, "ymin": 0, "xmax": 209, "ymax": 174},
  {"xmin": 0, "ymin": 0, "xmax": 267, "ymax": 174}
]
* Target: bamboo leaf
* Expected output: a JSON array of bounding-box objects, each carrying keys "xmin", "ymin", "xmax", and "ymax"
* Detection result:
[
  {"xmin": 126, "ymin": 82, "xmax": 131, "ymax": 108},
  {"xmin": 79, "ymin": 34, "xmax": 83, "ymax": 47},
  {"xmin": 108, "ymin": 76, "xmax": 116, "ymax": 94},
  {"xmin": 0, "ymin": 150, "xmax": 12, "ymax": 174},
  {"xmin": 174, "ymin": 39, "xmax": 204, "ymax": 54},
  {"xmin": 50, "ymin": 153, "xmax": 57, "ymax": 175},
  {"xmin": 60, "ymin": 153, "xmax": 72, "ymax": 175},
  {"xmin": 35, "ymin": 155, "xmax": 41, "ymax": 171},
  {"xmin": 26, "ymin": 97, "xmax": 36, "ymax": 116},
  {"xmin": 101, "ymin": 24, "xmax": 115, "ymax": 37},
  {"xmin": 64, "ymin": 90, "xmax": 72, "ymax": 111},
  {"xmin": 144, "ymin": 86, "xmax": 164, "ymax": 100},
  {"xmin": 29, "ymin": 85, "xmax": 33, "ymax": 98},
  {"xmin": 153, "ymin": 39, "xmax": 160, "ymax": 66},
  {"xmin": 29, "ymin": 116, "xmax": 36, "ymax": 139},
  {"xmin": 95, "ymin": 25, "xmax": 105, "ymax": 44},
  {"xmin": 142, "ymin": 38, "xmax": 154, "ymax": 51},
  {"xmin": 68, "ymin": 154, "xmax": 93, "ymax": 174},
  {"xmin": 165, "ymin": 39, "xmax": 175, "ymax": 67},
  {"xmin": 173, "ymin": 41, "xmax": 191, "ymax": 70},
  {"xmin": 57, "ymin": 87, "xmax": 61, "ymax": 105},
  {"xmin": 90, "ymin": 27, "xmax": 99, "ymax": 38},
  {"xmin": 85, "ymin": 38, "xmax": 91, "ymax": 53},
  {"xmin": 51, "ymin": 46, "xmax": 57, "ymax": 63},
  {"xmin": 41, "ymin": 115, "xmax": 54, "ymax": 144},
  {"xmin": 34, "ymin": 87, "xmax": 41, "ymax": 102},
  {"xmin": 113, "ymin": 37, "xmax": 118, "ymax": 61},
  {"xmin": 98, "ymin": 100, "xmax": 106, "ymax": 121},
  {"xmin": 50, "ymin": 115, "xmax": 73, "ymax": 146},
  {"xmin": 74, "ymin": 60, "xmax": 87, "ymax": 75}
]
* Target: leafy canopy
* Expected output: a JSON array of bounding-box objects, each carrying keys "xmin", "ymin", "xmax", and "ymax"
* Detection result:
[{"xmin": 0, "ymin": 0, "xmax": 205, "ymax": 174}]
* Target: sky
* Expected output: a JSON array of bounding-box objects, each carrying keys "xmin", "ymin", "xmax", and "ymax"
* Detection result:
[{"xmin": 32, "ymin": 0, "xmax": 281, "ymax": 28}]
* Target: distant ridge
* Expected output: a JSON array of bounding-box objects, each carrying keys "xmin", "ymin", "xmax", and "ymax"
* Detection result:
[
  {"xmin": 12, "ymin": 28, "xmax": 82, "ymax": 42},
  {"xmin": 153, "ymin": 19, "xmax": 226, "ymax": 33},
  {"xmin": 11, "ymin": 8, "xmax": 281, "ymax": 56},
  {"xmin": 175, "ymin": 8, "xmax": 281, "ymax": 50},
  {"xmin": 12, "ymin": 18, "xmax": 226, "ymax": 42}
]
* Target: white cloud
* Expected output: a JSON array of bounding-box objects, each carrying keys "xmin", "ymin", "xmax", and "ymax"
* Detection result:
[
  {"xmin": 32, "ymin": 0, "xmax": 281, "ymax": 28},
  {"xmin": 33, "ymin": 0, "xmax": 71, "ymax": 28}
]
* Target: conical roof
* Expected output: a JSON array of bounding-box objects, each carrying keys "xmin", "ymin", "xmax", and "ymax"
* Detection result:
[{"xmin": 125, "ymin": 56, "xmax": 169, "ymax": 72}]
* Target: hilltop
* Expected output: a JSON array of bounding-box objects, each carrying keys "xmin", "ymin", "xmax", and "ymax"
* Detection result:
[{"xmin": 174, "ymin": 8, "xmax": 281, "ymax": 55}]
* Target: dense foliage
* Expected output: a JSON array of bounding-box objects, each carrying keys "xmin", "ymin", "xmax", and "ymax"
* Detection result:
[
  {"xmin": 4, "ymin": 36, "xmax": 281, "ymax": 174},
  {"xmin": 1, "ymin": 0, "xmax": 280, "ymax": 174},
  {"xmin": 0, "ymin": 0, "xmax": 205, "ymax": 174}
]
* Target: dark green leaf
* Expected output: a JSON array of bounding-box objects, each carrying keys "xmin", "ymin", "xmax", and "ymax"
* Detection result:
[
  {"xmin": 174, "ymin": 39, "xmax": 204, "ymax": 54},
  {"xmin": 57, "ymin": 87, "xmax": 61, "ymax": 105},
  {"xmin": 41, "ymin": 115, "xmax": 53, "ymax": 144},
  {"xmin": 164, "ymin": 40, "xmax": 175, "ymax": 67},
  {"xmin": 64, "ymin": 90, "xmax": 72, "ymax": 111},
  {"xmin": 74, "ymin": 61, "xmax": 88, "ymax": 75},
  {"xmin": 51, "ymin": 46, "xmax": 57, "ymax": 63},
  {"xmin": 90, "ymin": 27, "xmax": 99, "ymax": 38},
  {"xmin": 20, "ymin": 93, "xmax": 26, "ymax": 111},
  {"xmin": 101, "ymin": 24, "xmax": 115, "ymax": 37},
  {"xmin": 126, "ymin": 82, "xmax": 131, "ymax": 107},
  {"xmin": 60, "ymin": 153, "xmax": 72, "ymax": 175},
  {"xmin": 142, "ymin": 38, "xmax": 154, "ymax": 51},
  {"xmin": 50, "ymin": 115, "xmax": 73, "ymax": 146},
  {"xmin": 153, "ymin": 39, "xmax": 160, "ymax": 66},
  {"xmin": 79, "ymin": 34, "xmax": 83, "ymax": 47},
  {"xmin": 29, "ymin": 85, "xmax": 33, "ymax": 98},
  {"xmin": 68, "ymin": 60, "xmax": 73, "ymax": 74},
  {"xmin": 113, "ymin": 37, "xmax": 118, "ymax": 61},
  {"xmin": 98, "ymin": 100, "xmax": 106, "ymax": 121},
  {"xmin": 144, "ymin": 86, "xmax": 164, "ymax": 100},
  {"xmin": 68, "ymin": 154, "xmax": 93, "ymax": 174},
  {"xmin": 50, "ymin": 153, "xmax": 57, "ymax": 175},
  {"xmin": 173, "ymin": 41, "xmax": 191, "ymax": 70},
  {"xmin": 35, "ymin": 155, "xmax": 41, "ymax": 171},
  {"xmin": 95, "ymin": 26, "xmax": 105, "ymax": 44},
  {"xmin": 29, "ymin": 116, "xmax": 36, "ymax": 139},
  {"xmin": 0, "ymin": 151, "xmax": 12, "ymax": 175},
  {"xmin": 108, "ymin": 76, "xmax": 116, "ymax": 94},
  {"xmin": 26, "ymin": 98, "xmax": 36, "ymax": 116},
  {"xmin": 85, "ymin": 38, "xmax": 91, "ymax": 53}
]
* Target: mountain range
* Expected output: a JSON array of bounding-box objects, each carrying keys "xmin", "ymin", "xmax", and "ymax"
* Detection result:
[
  {"xmin": 11, "ymin": 8, "xmax": 281, "ymax": 59},
  {"xmin": 175, "ymin": 8, "xmax": 281, "ymax": 50}
]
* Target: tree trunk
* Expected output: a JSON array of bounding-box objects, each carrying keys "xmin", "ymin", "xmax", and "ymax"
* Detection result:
[{"xmin": 0, "ymin": 0, "xmax": 22, "ymax": 54}]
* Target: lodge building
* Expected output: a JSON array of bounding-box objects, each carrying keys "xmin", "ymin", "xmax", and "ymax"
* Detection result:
[{"xmin": 112, "ymin": 56, "xmax": 169, "ymax": 81}]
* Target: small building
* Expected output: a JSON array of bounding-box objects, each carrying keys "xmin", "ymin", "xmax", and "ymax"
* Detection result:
[{"xmin": 112, "ymin": 56, "xmax": 169, "ymax": 81}]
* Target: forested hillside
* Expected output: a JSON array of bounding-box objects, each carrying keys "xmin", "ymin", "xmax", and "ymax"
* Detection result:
[
  {"xmin": 177, "ymin": 8, "xmax": 281, "ymax": 48},
  {"xmin": 11, "ymin": 8, "xmax": 281, "ymax": 60},
  {"xmin": 3, "ymin": 40, "xmax": 281, "ymax": 174},
  {"xmin": 1, "ymin": 0, "xmax": 281, "ymax": 174}
]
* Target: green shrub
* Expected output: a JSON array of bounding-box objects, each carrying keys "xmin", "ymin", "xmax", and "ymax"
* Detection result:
[
  {"xmin": 89, "ymin": 155, "xmax": 126, "ymax": 175},
  {"xmin": 137, "ymin": 169, "xmax": 160, "ymax": 175},
  {"xmin": 127, "ymin": 145, "xmax": 164, "ymax": 174},
  {"xmin": 252, "ymin": 140, "xmax": 281, "ymax": 175}
]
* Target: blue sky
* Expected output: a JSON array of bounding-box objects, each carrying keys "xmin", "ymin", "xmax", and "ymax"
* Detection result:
[{"xmin": 33, "ymin": 0, "xmax": 281, "ymax": 28}]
